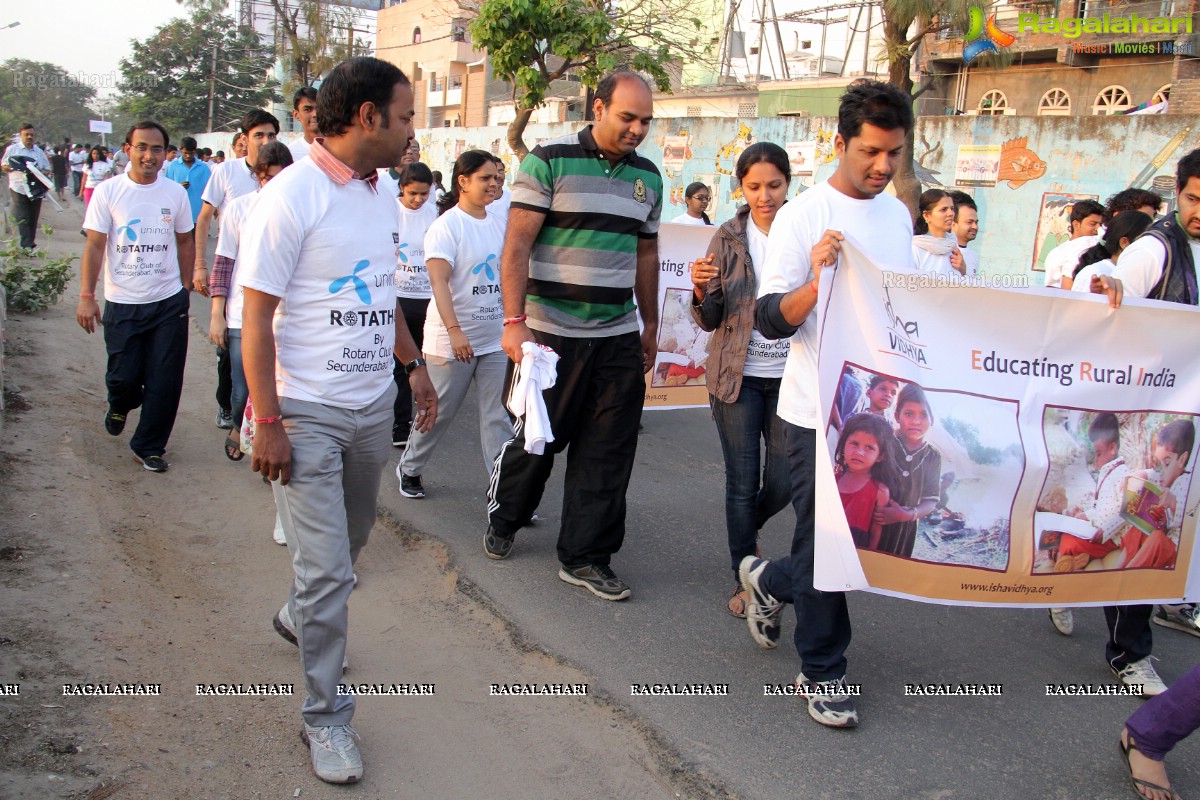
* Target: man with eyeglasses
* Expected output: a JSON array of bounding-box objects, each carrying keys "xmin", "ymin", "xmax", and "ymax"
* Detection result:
[
  {"xmin": 2, "ymin": 123, "xmax": 52, "ymax": 251},
  {"xmin": 75, "ymin": 122, "xmax": 195, "ymax": 474}
]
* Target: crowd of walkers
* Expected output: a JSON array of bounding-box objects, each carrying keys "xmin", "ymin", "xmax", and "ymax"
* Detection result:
[{"xmin": 39, "ymin": 54, "xmax": 1200, "ymax": 795}]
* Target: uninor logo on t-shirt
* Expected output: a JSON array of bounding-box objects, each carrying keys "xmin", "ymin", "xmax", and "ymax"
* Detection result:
[
  {"xmin": 397, "ymin": 244, "xmax": 409, "ymax": 264},
  {"xmin": 328, "ymin": 260, "xmax": 372, "ymax": 304},
  {"xmin": 471, "ymin": 253, "xmax": 497, "ymax": 282},
  {"xmin": 116, "ymin": 219, "xmax": 141, "ymax": 242}
]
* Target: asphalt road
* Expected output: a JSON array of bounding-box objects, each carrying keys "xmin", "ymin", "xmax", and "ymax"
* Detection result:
[{"xmin": 190, "ymin": 235, "xmax": 1199, "ymax": 800}]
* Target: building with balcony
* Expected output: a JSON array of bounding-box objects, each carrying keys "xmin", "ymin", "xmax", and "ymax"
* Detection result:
[
  {"xmin": 376, "ymin": 0, "xmax": 495, "ymax": 127},
  {"xmin": 919, "ymin": 0, "xmax": 1198, "ymax": 116}
]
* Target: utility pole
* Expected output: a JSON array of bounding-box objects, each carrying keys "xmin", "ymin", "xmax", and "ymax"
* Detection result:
[{"xmin": 207, "ymin": 43, "xmax": 218, "ymax": 132}]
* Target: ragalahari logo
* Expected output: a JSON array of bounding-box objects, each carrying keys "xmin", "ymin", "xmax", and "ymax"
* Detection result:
[
  {"xmin": 963, "ymin": 7, "xmax": 1016, "ymax": 63},
  {"xmin": 329, "ymin": 259, "xmax": 372, "ymax": 304}
]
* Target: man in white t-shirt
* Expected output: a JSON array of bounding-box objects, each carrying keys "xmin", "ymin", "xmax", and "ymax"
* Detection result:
[
  {"xmin": 75, "ymin": 122, "xmax": 195, "ymax": 474},
  {"xmin": 238, "ymin": 57, "xmax": 436, "ymax": 787},
  {"xmin": 489, "ymin": 156, "xmax": 512, "ymax": 222},
  {"xmin": 742, "ymin": 80, "xmax": 916, "ymax": 730},
  {"xmin": 1042, "ymin": 198, "xmax": 1104, "ymax": 288},
  {"xmin": 193, "ymin": 109, "xmax": 280, "ymax": 294},
  {"xmin": 69, "ymin": 143, "xmax": 87, "ymax": 196},
  {"xmin": 288, "ymin": 86, "xmax": 319, "ymax": 161},
  {"xmin": 950, "ymin": 192, "xmax": 980, "ymax": 277},
  {"xmin": 2, "ymin": 123, "xmax": 52, "ymax": 251}
]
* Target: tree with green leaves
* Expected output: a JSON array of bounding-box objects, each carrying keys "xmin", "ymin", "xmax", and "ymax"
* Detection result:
[
  {"xmin": 270, "ymin": 0, "xmax": 371, "ymax": 96},
  {"xmin": 0, "ymin": 59, "xmax": 97, "ymax": 144},
  {"xmin": 117, "ymin": 8, "xmax": 280, "ymax": 135},
  {"xmin": 469, "ymin": 0, "xmax": 710, "ymax": 160},
  {"xmin": 880, "ymin": 0, "xmax": 1003, "ymax": 218}
]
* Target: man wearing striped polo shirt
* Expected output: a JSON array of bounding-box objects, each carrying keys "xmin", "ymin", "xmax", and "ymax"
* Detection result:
[{"xmin": 484, "ymin": 71, "xmax": 662, "ymax": 601}]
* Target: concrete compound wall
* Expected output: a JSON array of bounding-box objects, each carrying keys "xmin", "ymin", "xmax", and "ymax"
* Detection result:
[{"xmin": 195, "ymin": 114, "xmax": 1200, "ymax": 281}]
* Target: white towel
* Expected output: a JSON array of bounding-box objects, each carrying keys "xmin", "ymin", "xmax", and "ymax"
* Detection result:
[{"xmin": 507, "ymin": 341, "xmax": 559, "ymax": 455}]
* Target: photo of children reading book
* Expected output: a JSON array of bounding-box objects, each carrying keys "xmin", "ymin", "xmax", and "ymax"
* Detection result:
[
  {"xmin": 827, "ymin": 365, "xmax": 1022, "ymax": 571},
  {"xmin": 1034, "ymin": 410, "xmax": 1196, "ymax": 574}
]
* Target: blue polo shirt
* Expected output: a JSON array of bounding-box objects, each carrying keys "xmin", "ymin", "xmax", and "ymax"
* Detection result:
[{"xmin": 164, "ymin": 158, "xmax": 212, "ymax": 223}]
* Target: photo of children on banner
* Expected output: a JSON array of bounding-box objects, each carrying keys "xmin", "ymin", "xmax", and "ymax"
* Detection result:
[
  {"xmin": 653, "ymin": 288, "xmax": 711, "ymax": 387},
  {"xmin": 828, "ymin": 365, "xmax": 1023, "ymax": 571},
  {"xmin": 1035, "ymin": 410, "xmax": 1196, "ymax": 574}
]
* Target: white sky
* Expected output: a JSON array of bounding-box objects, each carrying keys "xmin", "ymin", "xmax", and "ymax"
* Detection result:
[{"xmin": 5, "ymin": 0, "xmax": 219, "ymax": 97}]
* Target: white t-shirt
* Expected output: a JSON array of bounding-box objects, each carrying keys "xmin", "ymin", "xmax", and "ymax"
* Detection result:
[
  {"xmin": 69, "ymin": 150, "xmax": 86, "ymax": 173},
  {"xmin": 1111, "ymin": 234, "xmax": 1200, "ymax": 299},
  {"xmin": 673, "ymin": 213, "xmax": 710, "ymax": 226},
  {"xmin": 377, "ymin": 169, "xmax": 399, "ymax": 201},
  {"xmin": 912, "ymin": 234, "xmax": 962, "ymax": 279},
  {"xmin": 490, "ymin": 186, "xmax": 511, "ymax": 225},
  {"xmin": 742, "ymin": 219, "xmax": 788, "ymax": 378},
  {"xmin": 201, "ymin": 157, "xmax": 258, "ymax": 211},
  {"xmin": 1043, "ymin": 235, "xmax": 1098, "ymax": 287},
  {"xmin": 109, "ymin": 150, "xmax": 129, "ymax": 175},
  {"xmin": 396, "ymin": 199, "xmax": 439, "ymax": 299},
  {"xmin": 421, "ymin": 205, "xmax": 505, "ymax": 358},
  {"xmin": 83, "ymin": 160, "xmax": 113, "ymax": 189},
  {"xmin": 83, "ymin": 173, "xmax": 193, "ymax": 304},
  {"xmin": 960, "ymin": 245, "xmax": 980, "ymax": 277},
  {"xmin": 237, "ymin": 159, "xmax": 400, "ymax": 408},
  {"xmin": 214, "ymin": 191, "xmax": 260, "ymax": 329},
  {"xmin": 288, "ymin": 137, "xmax": 312, "ymax": 162},
  {"xmin": 757, "ymin": 180, "xmax": 915, "ymax": 429},
  {"xmin": 1071, "ymin": 258, "xmax": 1114, "ymax": 292}
]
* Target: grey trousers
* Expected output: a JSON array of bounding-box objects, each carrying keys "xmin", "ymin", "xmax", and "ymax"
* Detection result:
[
  {"xmin": 399, "ymin": 350, "xmax": 512, "ymax": 479},
  {"xmin": 274, "ymin": 383, "xmax": 396, "ymax": 727}
]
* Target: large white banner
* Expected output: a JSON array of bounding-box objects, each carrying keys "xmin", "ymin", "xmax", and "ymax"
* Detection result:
[{"xmin": 815, "ymin": 241, "xmax": 1200, "ymax": 607}]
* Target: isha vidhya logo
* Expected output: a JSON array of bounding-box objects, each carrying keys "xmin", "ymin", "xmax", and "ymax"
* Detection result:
[{"xmin": 963, "ymin": 7, "xmax": 1016, "ymax": 63}]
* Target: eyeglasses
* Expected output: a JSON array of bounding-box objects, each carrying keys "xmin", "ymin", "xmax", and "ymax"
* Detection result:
[{"xmin": 131, "ymin": 144, "xmax": 166, "ymax": 155}]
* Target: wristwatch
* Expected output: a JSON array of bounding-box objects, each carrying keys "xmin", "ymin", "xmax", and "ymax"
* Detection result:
[{"xmin": 404, "ymin": 357, "xmax": 427, "ymax": 376}]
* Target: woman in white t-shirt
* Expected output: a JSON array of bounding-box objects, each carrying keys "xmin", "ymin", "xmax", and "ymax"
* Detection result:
[
  {"xmin": 674, "ymin": 181, "xmax": 713, "ymax": 226},
  {"xmin": 1070, "ymin": 210, "xmax": 1153, "ymax": 294},
  {"xmin": 911, "ymin": 189, "xmax": 965, "ymax": 278},
  {"xmin": 79, "ymin": 146, "xmax": 114, "ymax": 209},
  {"xmin": 689, "ymin": 144, "xmax": 792, "ymax": 617},
  {"xmin": 397, "ymin": 150, "xmax": 512, "ymax": 500}
]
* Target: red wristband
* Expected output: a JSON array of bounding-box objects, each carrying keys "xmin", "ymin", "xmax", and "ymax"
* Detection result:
[
  {"xmin": 503, "ymin": 314, "xmax": 527, "ymax": 326},
  {"xmin": 79, "ymin": 292, "xmax": 95, "ymax": 298},
  {"xmin": 808, "ymin": 280, "xmax": 818, "ymax": 294},
  {"xmin": 254, "ymin": 415, "xmax": 282, "ymax": 425}
]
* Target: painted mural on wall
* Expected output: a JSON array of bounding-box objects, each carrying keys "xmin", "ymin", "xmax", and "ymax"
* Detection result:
[
  {"xmin": 216, "ymin": 115, "xmax": 1196, "ymax": 282},
  {"xmin": 1030, "ymin": 192, "xmax": 1099, "ymax": 273}
]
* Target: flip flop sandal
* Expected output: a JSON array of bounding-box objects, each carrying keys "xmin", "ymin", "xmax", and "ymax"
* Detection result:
[
  {"xmin": 1120, "ymin": 732, "xmax": 1182, "ymax": 800},
  {"xmin": 224, "ymin": 434, "xmax": 245, "ymax": 462},
  {"xmin": 727, "ymin": 586, "xmax": 749, "ymax": 619}
]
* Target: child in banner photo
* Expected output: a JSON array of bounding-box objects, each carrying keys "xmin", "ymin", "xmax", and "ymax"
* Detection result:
[
  {"xmin": 1055, "ymin": 413, "xmax": 1138, "ymax": 572},
  {"xmin": 1124, "ymin": 418, "xmax": 1195, "ymax": 570},
  {"xmin": 875, "ymin": 383, "xmax": 943, "ymax": 558},
  {"xmin": 836, "ymin": 413, "xmax": 899, "ymax": 550}
]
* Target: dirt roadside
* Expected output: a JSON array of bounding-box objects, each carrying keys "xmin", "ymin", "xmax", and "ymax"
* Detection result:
[{"xmin": 0, "ymin": 203, "xmax": 727, "ymax": 799}]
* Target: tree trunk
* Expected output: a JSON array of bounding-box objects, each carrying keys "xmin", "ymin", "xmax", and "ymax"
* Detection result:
[
  {"xmin": 507, "ymin": 106, "xmax": 535, "ymax": 162},
  {"xmin": 884, "ymin": 17, "xmax": 921, "ymax": 224}
]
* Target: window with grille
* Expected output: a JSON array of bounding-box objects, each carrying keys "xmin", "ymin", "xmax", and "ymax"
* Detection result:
[
  {"xmin": 1092, "ymin": 85, "xmax": 1132, "ymax": 115},
  {"xmin": 978, "ymin": 89, "xmax": 1010, "ymax": 116},
  {"xmin": 1037, "ymin": 88, "xmax": 1070, "ymax": 116},
  {"xmin": 738, "ymin": 101, "xmax": 757, "ymax": 117}
]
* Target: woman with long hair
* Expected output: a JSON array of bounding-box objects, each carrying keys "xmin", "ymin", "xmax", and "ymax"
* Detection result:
[
  {"xmin": 1071, "ymin": 211, "xmax": 1153, "ymax": 293},
  {"xmin": 79, "ymin": 146, "xmax": 113, "ymax": 209},
  {"xmin": 397, "ymin": 149, "xmax": 511, "ymax": 499},
  {"xmin": 676, "ymin": 181, "xmax": 713, "ymax": 225},
  {"xmin": 912, "ymin": 189, "xmax": 966, "ymax": 278},
  {"xmin": 690, "ymin": 143, "xmax": 793, "ymax": 617}
]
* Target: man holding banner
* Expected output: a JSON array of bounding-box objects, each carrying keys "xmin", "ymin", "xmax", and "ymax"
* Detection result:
[{"xmin": 739, "ymin": 80, "xmax": 916, "ymax": 729}]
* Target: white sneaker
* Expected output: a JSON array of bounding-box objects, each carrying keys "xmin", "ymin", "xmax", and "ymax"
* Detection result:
[
  {"xmin": 272, "ymin": 515, "xmax": 287, "ymax": 546},
  {"xmin": 796, "ymin": 672, "xmax": 859, "ymax": 728},
  {"xmin": 1112, "ymin": 657, "xmax": 1167, "ymax": 697},
  {"xmin": 1153, "ymin": 604, "xmax": 1200, "ymax": 638},
  {"xmin": 274, "ymin": 603, "xmax": 349, "ymax": 673},
  {"xmin": 302, "ymin": 723, "xmax": 363, "ymax": 784},
  {"xmin": 1048, "ymin": 608, "xmax": 1074, "ymax": 636}
]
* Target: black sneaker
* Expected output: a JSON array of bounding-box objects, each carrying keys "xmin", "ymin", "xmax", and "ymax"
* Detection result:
[
  {"xmin": 104, "ymin": 409, "xmax": 126, "ymax": 436},
  {"xmin": 392, "ymin": 425, "xmax": 409, "ymax": 448},
  {"xmin": 796, "ymin": 673, "xmax": 859, "ymax": 728},
  {"xmin": 558, "ymin": 564, "xmax": 631, "ymax": 601},
  {"xmin": 484, "ymin": 525, "xmax": 515, "ymax": 560},
  {"xmin": 399, "ymin": 473, "xmax": 425, "ymax": 499},
  {"xmin": 133, "ymin": 454, "xmax": 169, "ymax": 473}
]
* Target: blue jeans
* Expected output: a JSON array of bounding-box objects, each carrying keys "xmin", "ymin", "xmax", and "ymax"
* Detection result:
[
  {"xmin": 226, "ymin": 328, "xmax": 248, "ymax": 431},
  {"xmin": 710, "ymin": 375, "xmax": 791, "ymax": 577}
]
